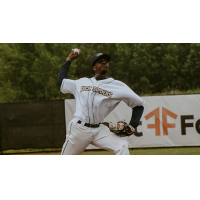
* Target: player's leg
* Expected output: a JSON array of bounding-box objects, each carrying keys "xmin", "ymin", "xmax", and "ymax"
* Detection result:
[
  {"xmin": 61, "ymin": 121, "xmax": 93, "ymax": 155},
  {"xmin": 61, "ymin": 139, "xmax": 91, "ymax": 155},
  {"xmin": 91, "ymin": 125, "xmax": 130, "ymax": 155}
]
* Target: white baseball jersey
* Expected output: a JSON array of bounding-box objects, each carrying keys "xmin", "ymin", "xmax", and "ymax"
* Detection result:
[{"xmin": 61, "ymin": 77, "xmax": 145, "ymax": 124}]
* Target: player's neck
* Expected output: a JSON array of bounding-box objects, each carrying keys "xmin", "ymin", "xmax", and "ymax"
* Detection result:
[{"xmin": 95, "ymin": 74, "xmax": 108, "ymax": 80}]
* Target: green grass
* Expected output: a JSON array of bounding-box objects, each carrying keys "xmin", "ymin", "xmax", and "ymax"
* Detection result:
[
  {"xmin": 131, "ymin": 147, "xmax": 200, "ymax": 155},
  {"xmin": 2, "ymin": 148, "xmax": 62, "ymax": 155},
  {"xmin": 3, "ymin": 147, "xmax": 200, "ymax": 155},
  {"xmin": 83, "ymin": 147, "xmax": 200, "ymax": 155}
]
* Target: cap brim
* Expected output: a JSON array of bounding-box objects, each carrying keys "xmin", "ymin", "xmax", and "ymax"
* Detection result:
[
  {"xmin": 97, "ymin": 54, "xmax": 111, "ymax": 62},
  {"xmin": 91, "ymin": 54, "xmax": 111, "ymax": 66}
]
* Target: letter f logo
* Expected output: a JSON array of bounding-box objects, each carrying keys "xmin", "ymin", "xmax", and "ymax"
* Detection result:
[
  {"xmin": 144, "ymin": 107, "xmax": 160, "ymax": 136},
  {"xmin": 144, "ymin": 107, "xmax": 178, "ymax": 136}
]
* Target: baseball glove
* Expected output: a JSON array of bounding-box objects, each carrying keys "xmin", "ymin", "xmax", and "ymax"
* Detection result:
[
  {"xmin": 102, "ymin": 120, "xmax": 143, "ymax": 137},
  {"xmin": 102, "ymin": 120, "xmax": 135, "ymax": 137}
]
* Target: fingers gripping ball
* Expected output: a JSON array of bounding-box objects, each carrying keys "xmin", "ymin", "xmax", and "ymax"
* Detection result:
[
  {"xmin": 67, "ymin": 48, "xmax": 81, "ymax": 61},
  {"xmin": 73, "ymin": 48, "xmax": 80, "ymax": 54}
]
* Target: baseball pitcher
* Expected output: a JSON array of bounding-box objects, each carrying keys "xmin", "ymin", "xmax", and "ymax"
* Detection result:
[{"xmin": 57, "ymin": 49, "xmax": 145, "ymax": 155}]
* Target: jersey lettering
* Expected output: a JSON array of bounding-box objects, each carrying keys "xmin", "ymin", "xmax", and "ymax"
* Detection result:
[
  {"xmin": 92, "ymin": 87, "xmax": 99, "ymax": 92},
  {"xmin": 99, "ymin": 89, "xmax": 104, "ymax": 94},
  {"xmin": 80, "ymin": 86, "xmax": 92, "ymax": 92},
  {"xmin": 92, "ymin": 86, "xmax": 113, "ymax": 98},
  {"xmin": 81, "ymin": 86, "xmax": 113, "ymax": 98}
]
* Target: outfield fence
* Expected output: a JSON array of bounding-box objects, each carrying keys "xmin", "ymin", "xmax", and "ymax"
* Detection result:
[
  {"xmin": 1, "ymin": 94, "xmax": 200, "ymax": 154},
  {"xmin": 0, "ymin": 99, "xmax": 66, "ymax": 154},
  {"xmin": 64, "ymin": 94, "xmax": 200, "ymax": 149}
]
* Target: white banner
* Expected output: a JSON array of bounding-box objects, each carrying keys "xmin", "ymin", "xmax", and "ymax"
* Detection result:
[{"xmin": 65, "ymin": 95, "xmax": 200, "ymax": 149}]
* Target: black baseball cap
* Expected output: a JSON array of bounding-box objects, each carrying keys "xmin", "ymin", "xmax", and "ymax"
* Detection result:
[{"xmin": 91, "ymin": 53, "xmax": 111, "ymax": 66}]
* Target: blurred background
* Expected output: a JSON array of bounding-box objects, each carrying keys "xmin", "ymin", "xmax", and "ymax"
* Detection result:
[{"xmin": 0, "ymin": 43, "xmax": 200, "ymax": 104}]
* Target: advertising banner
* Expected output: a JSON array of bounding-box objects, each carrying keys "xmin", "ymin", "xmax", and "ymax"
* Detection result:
[{"xmin": 65, "ymin": 94, "xmax": 200, "ymax": 149}]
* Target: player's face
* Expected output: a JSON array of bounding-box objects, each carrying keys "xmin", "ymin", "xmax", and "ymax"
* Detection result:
[{"xmin": 93, "ymin": 58, "xmax": 109, "ymax": 75}]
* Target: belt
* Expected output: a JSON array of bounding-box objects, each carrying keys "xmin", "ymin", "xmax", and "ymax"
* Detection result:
[{"xmin": 77, "ymin": 120, "xmax": 100, "ymax": 128}]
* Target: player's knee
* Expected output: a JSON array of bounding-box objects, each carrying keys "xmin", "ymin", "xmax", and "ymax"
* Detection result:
[
  {"xmin": 114, "ymin": 140, "xmax": 129, "ymax": 155},
  {"xmin": 122, "ymin": 140, "xmax": 129, "ymax": 149}
]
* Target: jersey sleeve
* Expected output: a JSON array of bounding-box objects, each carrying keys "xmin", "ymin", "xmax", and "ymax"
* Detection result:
[
  {"xmin": 121, "ymin": 84, "xmax": 145, "ymax": 108},
  {"xmin": 60, "ymin": 78, "xmax": 76, "ymax": 95}
]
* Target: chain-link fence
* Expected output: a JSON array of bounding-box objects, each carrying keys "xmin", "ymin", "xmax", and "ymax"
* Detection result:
[{"xmin": 0, "ymin": 99, "xmax": 66, "ymax": 154}]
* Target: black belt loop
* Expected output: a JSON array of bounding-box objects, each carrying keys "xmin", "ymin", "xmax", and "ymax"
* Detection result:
[{"xmin": 77, "ymin": 120, "xmax": 100, "ymax": 128}]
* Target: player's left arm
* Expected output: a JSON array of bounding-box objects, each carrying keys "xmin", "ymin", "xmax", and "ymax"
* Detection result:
[
  {"xmin": 121, "ymin": 106, "xmax": 144, "ymax": 136},
  {"xmin": 120, "ymin": 83, "xmax": 145, "ymax": 132},
  {"xmin": 129, "ymin": 106, "xmax": 144, "ymax": 128}
]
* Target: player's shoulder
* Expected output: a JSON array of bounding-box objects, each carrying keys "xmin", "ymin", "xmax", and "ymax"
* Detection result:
[
  {"xmin": 76, "ymin": 77, "xmax": 93, "ymax": 83},
  {"xmin": 78, "ymin": 77, "xmax": 89, "ymax": 81},
  {"xmin": 113, "ymin": 79, "xmax": 128, "ymax": 87}
]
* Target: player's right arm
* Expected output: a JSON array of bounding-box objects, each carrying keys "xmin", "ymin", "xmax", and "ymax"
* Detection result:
[
  {"xmin": 57, "ymin": 60, "xmax": 71, "ymax": 88},
  {"xmin": 57, "ymin": 49, "xmax": 81, "ymax": 87},
  {"xmin": 57, "ymin": 49, "xmax": 81, "ymax": 94}
]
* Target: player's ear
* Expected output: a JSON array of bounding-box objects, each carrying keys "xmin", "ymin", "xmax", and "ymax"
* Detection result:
[{"xmin": 92, "ymin": 66, "xmax": 96, "ymax": 71}]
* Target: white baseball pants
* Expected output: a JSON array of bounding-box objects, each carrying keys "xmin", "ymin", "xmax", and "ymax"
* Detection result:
[{"xmin": 61, "ymin": 118, "xmax": 129, "ymax": 155}]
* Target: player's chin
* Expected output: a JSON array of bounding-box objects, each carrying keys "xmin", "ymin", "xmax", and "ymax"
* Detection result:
[
  {"xmin": 100, "ymin": 70, "xmax": 108, "ymax": 75},
  {"xmin": 101, "ymin": 67, "xmax": 109, "ymax": 73}
]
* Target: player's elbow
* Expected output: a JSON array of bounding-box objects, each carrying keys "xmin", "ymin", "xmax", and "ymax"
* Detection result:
[
  {"xmin": 57, "ymin": 74, "xmax": 64, "ymax": 88},
  {"xmin": 57, "ymin": 79, "xmax": 62, "ymax": 88}
]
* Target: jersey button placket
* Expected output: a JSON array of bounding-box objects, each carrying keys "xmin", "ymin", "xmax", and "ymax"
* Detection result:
[
  {"xmin": 88, "ymin": 85, "xmax": 95, "ymax": 124},
  {"xmin": 91, "ymin": 83, "xmax": 100, "ymax": 125}
]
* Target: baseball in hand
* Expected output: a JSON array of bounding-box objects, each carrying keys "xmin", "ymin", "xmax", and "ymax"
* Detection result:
[{"xmin": 73, "ymin": 48, "xmax": 80, "ymax": 54}]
